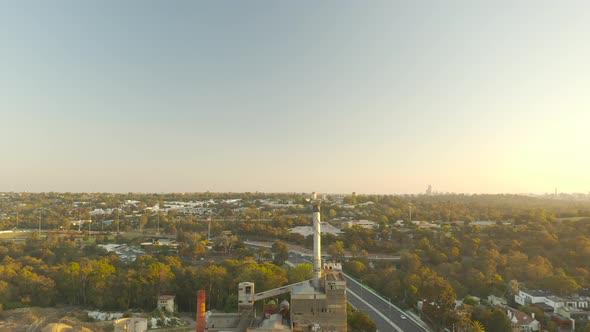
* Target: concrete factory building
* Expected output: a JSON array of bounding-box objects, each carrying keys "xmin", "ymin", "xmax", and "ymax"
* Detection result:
[
  {"xmin": 158, "ymin": 295, "xmax": 175, "ymax": 313},
  {"xmin": 199, "ymin": 196, "xmax": 347, "ymax": 332},
  {"xmin": 113, "ymin": 317, "xmax": 148, "ymax": 332}
]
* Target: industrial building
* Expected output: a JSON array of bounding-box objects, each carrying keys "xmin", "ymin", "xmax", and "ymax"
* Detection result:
[
  {"xmin": 113, "ymin": 317, "xmax": 148, "ymax": 332},
  {"xmin": 198, "ymin": 196, "xmax": 347, "ymax": 332}
]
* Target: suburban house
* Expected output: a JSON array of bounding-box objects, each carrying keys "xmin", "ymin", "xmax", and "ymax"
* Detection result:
[
  {"xmin": 506, "ymin": 307, "xmax": 540, "ymax": 332},
  {"xmin": 487, "ymin": 295, "xmax": 507, "ymax": 306},
  {"xmin": 562, "ymin": 296, "xmax": 590, "ymax": 309},
  {"xmin": 544, "ymin": 295, "xmax": 590, "ymax": 310},
  {"xmin": 515, "ymin": 289, "xmax": 551, "ymax": 306},
  {"xmin": 554, "ymin": 306, "xmax": 589, "ymax": 331},
  {"xmin": 343, "ymin": 220, "xmax": 377, "ymax": 229},
  {"xmin": 545, "ymin": 296, "xmax": 565, "ymax": 309}
]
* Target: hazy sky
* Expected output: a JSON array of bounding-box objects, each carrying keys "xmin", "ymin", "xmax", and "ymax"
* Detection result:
[{"xmin": 1, "ymin": 1, "xmax": 589, "ymax": 194}]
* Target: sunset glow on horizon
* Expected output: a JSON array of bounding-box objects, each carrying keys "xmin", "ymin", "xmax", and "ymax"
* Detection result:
[{"xmin": 1, "ymin": 1, "xmax": 589, "ymax": 194}]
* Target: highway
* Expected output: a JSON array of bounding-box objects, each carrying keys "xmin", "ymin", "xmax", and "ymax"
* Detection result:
[
  {"xmin": 286, "ymin": 252, "xmax": 431, "ymax": 332},
  {"xmin": 345, "ymin": 274, "xmax": 429, "ymax": 332}
]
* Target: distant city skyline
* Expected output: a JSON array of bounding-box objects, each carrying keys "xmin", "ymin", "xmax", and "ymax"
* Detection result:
[{"xmin": 2, "ymin": 1, "xmax": 589, "ymax": 194}]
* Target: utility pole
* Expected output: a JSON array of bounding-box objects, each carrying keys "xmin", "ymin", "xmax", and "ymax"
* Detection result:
[
  {"xmin": 157, "ymin": 213, "xmax": 160, "ymax": 235},
  {"xmin": 38, "ymin": 212, "xmax": 41, "ymax": 236},
  {"xmin": 116, "ymin": 209, "xmax": 119, "ymax": 234},
  {"xmin": 207, "ymin": 218, "xmax": 211, "ymax": 242},
  {"xmin": 409, "ymin": 204, "xmax": 413, "ymax": 223}
]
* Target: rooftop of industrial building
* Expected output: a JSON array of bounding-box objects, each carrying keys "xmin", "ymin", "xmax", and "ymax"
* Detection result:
[{"xmin": 291, "ymin": 280, "xmax": 323, "ymax": 296}]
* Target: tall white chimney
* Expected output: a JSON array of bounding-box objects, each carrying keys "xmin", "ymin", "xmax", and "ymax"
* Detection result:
[{"xmin": 312, "ymin": 201, "xmax": 322, "ymax": 289}]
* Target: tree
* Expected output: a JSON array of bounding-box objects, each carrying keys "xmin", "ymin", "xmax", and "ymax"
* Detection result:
[
  {"xmin": 542, "ymin": 271, "xmax": 580, "ymax": 296},
  {"xmin": 348, "ymin": 305, "xmax": 376, "ymax": 332},
  {"xmin": 329, "ymin": 209, "xmax": 337, "ymax": 219},
  {"xmin": 234, "ymin": 262, "xmax": 288, "ymax": 293},
  {"xmin": 345, "ymin": 260, "xmax": 367, "ymax": 278},
  {"xmin": 219, "ymin": 233, "xmax": 238, "ymax": 254},
  {"xmin": 83, "ymin": 258, "xmax": 116, "ymax": 308},
  {"xmin": 180, "ymin": 242, "xmax": 206, "ymax": 260},
  {"xmin": 484, "ymin": 308, "xmax": 511, "ymax": 332},
  {"xmin": 271, "ymin": 241, "xmax": 289, "ymax": 266},
  {"xmin": 195, "ymin": 264, "xmax": 228, "ymax": 310},
  {"xmin": 472, "ymin": 320, "xmax": 486, "ymax": 332},
  {"xmin": 256, "ymin": 247, "xmax": 272, "ymax": 263},
  {"xmin": 582, "ymin": 322, "xmax": 590, "ymax": 332},
  {"xmin": 327, "ymin": 241, "xmax": 346, "ymax": 262},
  {"xmin": 287, "ymin": 263, "xmax": 312, "ymax": 283},
  {"xmin": 421, "ymin": 271, "xmax": 456, "ymax": 327},
  {"xmin": 400, "ymin": 252, "xmax": 421, "ymax": 273}
]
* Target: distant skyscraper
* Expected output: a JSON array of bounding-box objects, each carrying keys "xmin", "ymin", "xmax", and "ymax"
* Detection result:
[{"xmin": 426, "ymin": 185, "xmax": 432, "ymax": 195}]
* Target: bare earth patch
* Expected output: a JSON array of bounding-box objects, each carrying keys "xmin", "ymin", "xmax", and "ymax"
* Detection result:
[
  {"xmin": 0, "ymin": 307, "xmax": 55, "ymax": 332},
  {"xmin": 0, "ymin": 307, "xmax": 113, "ymax": 332}
]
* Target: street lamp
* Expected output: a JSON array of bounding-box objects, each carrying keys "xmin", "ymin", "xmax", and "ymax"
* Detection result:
[{"xmin": 207, "ymin": 218, "xmax": 212, "ymax": 242}]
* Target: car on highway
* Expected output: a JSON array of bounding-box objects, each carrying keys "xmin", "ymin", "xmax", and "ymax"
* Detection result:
[{"xmin": 400, "ymin": 314, "xmax": 407, "ymax": 320}]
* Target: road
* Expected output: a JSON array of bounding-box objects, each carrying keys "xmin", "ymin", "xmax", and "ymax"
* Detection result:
[
  {"xmin": 345, "ymin": 275, "xmax": 428, "ymax": 332},
  {"xmin": 245, "ymin": 240, "xmax": 400, "ymax": 261},
  {"xmin": 286, "ymin": 252, "xmax": 431, "ymax": 332}
]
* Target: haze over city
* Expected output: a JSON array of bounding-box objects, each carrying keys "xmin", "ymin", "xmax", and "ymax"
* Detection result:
[{"xmin": 2, "ymin": 1, "xmax": 589, "ymax": 194}]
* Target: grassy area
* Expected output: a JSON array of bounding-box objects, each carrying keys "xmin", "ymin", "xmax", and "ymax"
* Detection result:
[
  {"xmin": 78, "ymin": 237, "xmax": 97, "ymax": 244},
  {"xmin": 0, "ymin": 231, "xmax": 33, "ymax": 240},
  {"xmin": 558, "ymin": 217, "xmax": 590, "ymax": 222}
]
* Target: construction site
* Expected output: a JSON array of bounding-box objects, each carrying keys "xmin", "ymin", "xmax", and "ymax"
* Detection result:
[{"xmin": 196, "ymin": 196, "xmax": 347, "ymax": 332}]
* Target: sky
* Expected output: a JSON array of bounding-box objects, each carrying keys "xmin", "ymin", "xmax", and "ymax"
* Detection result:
[{"xmin": 1, "ymin": 1, "xmax": 589, "ymax": 194}]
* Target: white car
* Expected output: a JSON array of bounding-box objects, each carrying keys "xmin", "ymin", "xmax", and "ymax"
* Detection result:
[{"xmin": 400, "ymin": 315, "xmax": 407, "ymax": 320}]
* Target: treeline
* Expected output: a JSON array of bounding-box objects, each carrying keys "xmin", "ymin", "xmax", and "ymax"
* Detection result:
[
  {"xmin": 341, "ymin": 194, "xmax": 590, "ymax": 223},
  {"xmin": 340, "ymin": 217, "xmax": 590, "ymax": 331},
  {"xmin": 0, "ymin": 235, "xmax": 306, "ymax": 313},
  {"xmin": 4, "ymin": 192, "xmax": 590, "ymax": 242}
]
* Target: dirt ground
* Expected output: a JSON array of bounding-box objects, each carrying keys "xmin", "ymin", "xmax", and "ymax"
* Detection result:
[
  {"xmin": 0, "ymin": 307, "xmax": 54, "ymax": 332},
  {"xmin": 0, "ymin": 307, "xmax": 113, "ymax": 332}
]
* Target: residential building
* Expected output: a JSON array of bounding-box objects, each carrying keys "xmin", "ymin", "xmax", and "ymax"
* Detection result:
[
  {"xmin": 544, "ymin": 295, "xmax": 590, "ymax": 310},
  {"xmin": 515, "ymin": 290, "xmax": 550, "ymax": 306},
  {"xmin": 487, "ymin": 295, "xmax": 507, "ymax": 306},
  {"xmin": 563, "ymin": 296, "xmax": 590, "ymax": 309},
  {"xmin": 554, "ymin": 306, "xmax": 589, "ymax": 331},
  {"xmin": 343, "ymin": 220, "xmax": 376, "ymax": 229},
  {"xmin": 506, "ymin": 307, "xmax": 540, "ymax": 332},
  {"xmin": 545, "ymin": 296, "xmax": 565, "ymax": 309}
]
